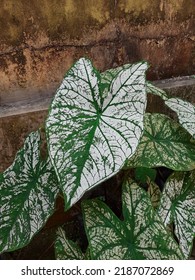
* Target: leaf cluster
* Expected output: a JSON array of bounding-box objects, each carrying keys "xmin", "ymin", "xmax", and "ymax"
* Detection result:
[{"xmin": 0, "ymin": 58, "xmax": 195, "ymax": 259}]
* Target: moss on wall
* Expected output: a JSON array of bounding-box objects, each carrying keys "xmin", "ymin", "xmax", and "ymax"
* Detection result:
[
  {"xmin": 118, "ymin": 0, "xmax": 195, "ymax": 20},
  {"xmin": 0, "ymin": 0, "xmax": 194, "ymax": 45},
  {"xmin": 0, "ymin": 0, "xmax": 194, "ymax": 106},
  {"xmin": 0, "ymin": 0, "xmax": 114, "ymax": 44}
]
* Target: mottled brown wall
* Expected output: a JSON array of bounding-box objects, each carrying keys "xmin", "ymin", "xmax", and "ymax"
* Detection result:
[
  {"xmin": 0, "ymin": 0, "xmax": 194, "ymax": 105},
  {"xmin": 0, "ymin": 0, "xmax": 195, "ymax": 172}
]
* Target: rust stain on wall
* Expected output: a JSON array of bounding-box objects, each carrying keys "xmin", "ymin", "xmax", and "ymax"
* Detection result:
[{"xmin": 0, "ymin": 1, "xmax": 195, "ymax": 169}]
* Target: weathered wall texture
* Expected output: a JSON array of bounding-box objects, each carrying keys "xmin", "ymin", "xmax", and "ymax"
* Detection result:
[
  {"xmin": 0, "ymin": 0, "xmax": 194, "ymax": 105},
  {"xmin": 0, "ymin": 111, "xmax": 46, "ymax": 171},
  {"xmin": 0, "ymin": 0, "xmax": 195, "ymax": 171},
  {"xmin": 1, "ymin": 1, "xmax": 195, "ymax": 259}
]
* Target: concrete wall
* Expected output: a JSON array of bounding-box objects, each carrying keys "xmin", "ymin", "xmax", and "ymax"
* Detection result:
[
  {"xmin": 0, "ymin": 0, "xmax": 194, "ymax": 105},
  {"xmin": 0, "ymin": 1, "xmax": 195, "ymax": 258},
  {"xmin": 0, "ymin": 0, "xmax": 195, "ymax": 171}
]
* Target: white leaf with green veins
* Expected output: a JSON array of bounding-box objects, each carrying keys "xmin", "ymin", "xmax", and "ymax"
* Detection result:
[
  {"xmin": 55, "ymin": 227, "xmax": 85, "ymax": 260},
  {"xmin": 126, "ymin": 113, "xmax": 195, "ymax": 170},
  {"xmin": 82, "ymin": 179, "xmax": 183, "ymax": 260},
  {"xmin": 158, "ymin": 171, "xmax": 195, "ymax": 258},
  {"xmin": 46, "ymin": 58, "xmax": 148, "ymax": 210},
  {"xmin": 165, "ymin": 98, "xmax": 195, "ymax": 138},
  {"xmin": 101, "ymin": 63, "xmax": 131, "ymax": 98},
  {"xmin": 0, "ymin": 131, "xmax": 59, "ymax": 253}
]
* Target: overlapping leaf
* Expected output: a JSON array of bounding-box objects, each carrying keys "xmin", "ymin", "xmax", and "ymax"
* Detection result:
[
  {"xmin": 126, "ymin": 113, "xmax": 195, "ymax": 170},
  {"xmin": 146, "ymin": 82, "xmax": 168, "ymax": 100},
  {"xmin": 165, "ymin": 98, "xmax": 195, "ymax": 138},
  {"xmin": 0, "ymin": 131, "xmax": 59, "ymax": 253},
  {"xmin": 82, "ymin": 179, "xmax": 183, "ymax": 260},
  {"xmin": 135, "ymin": 167, "xmax": 157, "ymax": 184},
  {"xmin": 158, "ymin": 171, "xmax": 195, "ymax": 258},
  {"xmin": 46, "ymin": 58, "xmax": 148, "ymax": 210},
  {"xmin": 55, "ymin": 227, "xmax": 85, "ymax": 260}
]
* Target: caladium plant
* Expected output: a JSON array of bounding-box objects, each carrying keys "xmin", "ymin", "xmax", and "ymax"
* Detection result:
[
  {"xmin": 165, "ymin": 98, "xmax": 195, "ymax": 138},
  {"xmin": 55, "ymin": 227, "xmax": 89, "ymax": 260},
  {"xmin": 0, "ymin": 131, "xmax": 59, "ymax": 253},
  {"xmin": 158, "ymin": 171, "xmax": 195, "ymax": 258},
  {"xmin": 0, "ymin": 57, "xmax": 195, "ymax": 259},
  {"xmin": 126, "ymin": 113, "xmax": 195, "ymax": 170},
  {"xmin": 46, "ymin": 58, "xmax": 148, "ymax": 210},
  {"xmin": 55, "ymin": 178, "xmax": 184, "ymax": 260}
]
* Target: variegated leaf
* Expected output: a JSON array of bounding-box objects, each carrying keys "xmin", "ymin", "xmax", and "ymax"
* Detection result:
[
  {"xmin": 165, "ymin": 98, "xmax": 195, "ymax": 138},
  {"xmin": 46, "ymin": 58, "xmax": 148, "ymax": 210},
  {"xmin": 158, "ymin": 171, "xmax": 195, "ymax": 258},
  {"xmin": 55, "ymin": 227, "xmax": 85, "ymax": 260},
  {"xmin": 82, "ymin": 179, "xmax": 183, "ymax": 260},
  {"xmin": 126, "ymin": 113, "xmax": 195, "ymax": 170},
  {"xmin": 146, "ymin": 82, "xmax": 168, "ymax": 100},
  {"xmin": 101, "ymin": 63, "xmax": 131, "ymax": 98},
  {"xmin": 0, "ymin": 131, "xmax": 59, "ymax": 253}
]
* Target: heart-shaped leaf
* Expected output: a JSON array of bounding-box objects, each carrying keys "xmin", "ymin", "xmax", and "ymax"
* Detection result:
[
  {"xmin": 0, "ymin": 131, "xmax": 59, "ymax": 253},
  {"xmin": 125, "ymin": 113, "xmax": 195, "ymax": 170},
  {"xmin": 82, "ymin": 179, "xmax": 183, "ymax": 259},
  {"xmin": 165, "ymin": 98, "xmax": 195, "ymax": 138},
  {"xmin": 46, "ymin": 58, "xmax": 148, "ymax": 210},
  {"xmin": 55, "ymin": 227, "xmax": 85, "ymax": 260},
  {"xmin": 158, "ymin": 171, "xmax": 195, "ymax": 258}
]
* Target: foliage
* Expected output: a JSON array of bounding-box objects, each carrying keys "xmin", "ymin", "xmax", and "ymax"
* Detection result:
[
  {"xmin": 0, "ymin": 57, "xmax": 195, "ymax": 259},
  {"xmin": 56, "ymin": 179, "xmax": 184, "ymax": 260},
  {"xmin": 46, "ymin": 59, "xmax": 147, "ymax": 209},
  {"xmin": 158, "ymin": 171, "xmax": 195, "ymax": 258},
  {"xmin": 125, "ymin": 113, "xmax": 195, "ymax": 170},
  {"xmin": 0, "ymin": 131, "xmax": 58, "ymax": 253}
]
